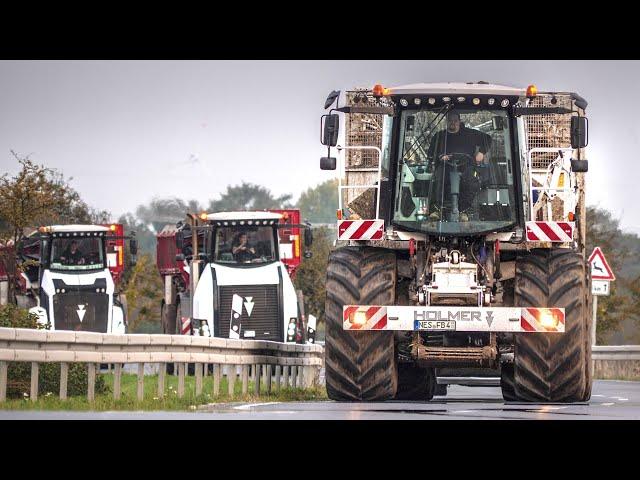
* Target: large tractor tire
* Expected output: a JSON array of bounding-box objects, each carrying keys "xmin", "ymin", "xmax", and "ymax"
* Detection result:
[
  {"xmin": 512, "ymin": 249, "xmax": 590, "ymax": 402},
  {"xmin": 581, "ymin": 265, "xmax": 593, "ymax": 402},
  {"xmin": 325, "ymin": 247, "xmax": 398, "ymax": 401},
  {"xmin": 161, "ymin": 302, "xmax": 178, "ymax": 334},
  {"xmin": 395, "ymin": 363, "xmax": 435, "ymax": 401},
  {"xmin": 161, "ymin": 302, "xmax": 178, "ymax": 375},
  {"xmin": 500, "ymin": 362, "xmax": 518, "ymax": 402}
]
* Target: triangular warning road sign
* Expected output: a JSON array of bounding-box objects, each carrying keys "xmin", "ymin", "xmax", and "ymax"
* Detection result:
[{"xmin": 588, "ymin": 247, "xmax": 615, "ymax": 281}]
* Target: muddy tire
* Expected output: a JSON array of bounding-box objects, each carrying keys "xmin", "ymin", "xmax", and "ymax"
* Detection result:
[
  {"xmin": 161, "ymin": 302, "xmax": 178, "ymax": 374},
  {"xmin": 512, "ymin": 249, "xmax": 589, "ymax": 402},
  {"xmin": 500, "ymin": 362, "xmax": 518, "ymax": 402},
  {"xmin": 161, "ymin": 302, "xmax": 177, "ymax": 335},
  {"xmin": 395, "ymin": 363, "xmax": 435, "ymax": 401},
  {"xmin": 325, "ymin": 247, "xmax": 398, "ymax": 401},
  {"xmin": 581, "ymin": 265, "xmax": 593, "ymax": 402}
]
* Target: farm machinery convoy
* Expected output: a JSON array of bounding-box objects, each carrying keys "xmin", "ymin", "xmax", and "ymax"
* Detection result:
[{"xmin": 319, "ymin": 81, "xmax": 592, "ymax": 402}]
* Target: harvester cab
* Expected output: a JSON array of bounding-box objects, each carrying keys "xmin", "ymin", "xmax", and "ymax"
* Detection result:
[
  {"xmin": 319, "ymin": 83, "xmax": 593, "ymax": 403},
  {"xmin": 157, "ymin": 209, "xmax": 314, "ymax": 343},
  {"xmin": 14, "ymin": 224, "xmax": 136, "ymax": 333}
]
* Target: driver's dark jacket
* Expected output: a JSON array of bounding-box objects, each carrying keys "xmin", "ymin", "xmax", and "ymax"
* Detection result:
[
  {"xmin": 61, "ymin": 248, "xmax": 83, "ymax": 264},
  {"xmin": 427, "ymin": 125, "xmax": 492, "ymax": 164},
  {"xmin": 233, "ymin": 247, "xmax": 255, "ymax": 263}
]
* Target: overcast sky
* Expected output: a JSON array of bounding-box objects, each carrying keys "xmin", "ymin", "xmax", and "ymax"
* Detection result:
[{"xmin": 0, "ymin": 60, "xmax": 638, "ymax": 234}]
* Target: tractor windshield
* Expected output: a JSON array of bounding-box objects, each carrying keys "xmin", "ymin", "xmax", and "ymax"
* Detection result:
[
  {"xmin": 50, "ymin": 236, "xmax": 105, "ymax": 271},
  {"xmin": 393, "ymin": 107, "xmax": 517, "ymax": 235},
  {"xmin": 213, "ymin": 225, "xmax": 277, "ymax": 265}
]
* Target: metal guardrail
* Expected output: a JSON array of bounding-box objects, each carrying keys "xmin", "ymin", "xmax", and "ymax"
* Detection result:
[
  {"xmin": 0, "ymin": 327, "xmax": 324, "ymax": 402},
  {"xmin": 592, "ymin": 345, "xmax": 640, "ymax": 360}
]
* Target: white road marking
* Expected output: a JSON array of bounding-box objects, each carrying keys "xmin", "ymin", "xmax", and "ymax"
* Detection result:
[
  {"xmin": 602, "ymin": 403, "xmax": 615, "ymax": 406},
  {"xmin": 234, "ymin": 402, "xmax": 279, "ymax": 410}
]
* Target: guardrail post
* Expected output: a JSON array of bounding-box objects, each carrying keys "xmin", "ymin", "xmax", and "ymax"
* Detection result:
[
  {"xmin": 30, "ymin": 362, "xmax": 39, "ymax": 401},
  {"xmin": 241, "ymin": 365, "xmax": 249, "ymax": 395},
  {"xmin": 228, "ymin": 365, "xmax": 236, "ymax": 398},
  {"xmin": 158, "ymin": 363, "xmax": 166, "ymax": 398},
  {"xmin": 265, "ymin": 365, "xmax": 272, "ymax": 394},
  {"xmin": 87, "ymin": 363, "xmax": 96, "ymax": 403},
  {"xmin": 137, "ymin": 363, "xmax": 145, "ymax": 401},
  {"xmin": 274, "ymin": 365, "xmax": 281, "ymax": 392},
  {"xmin": 60, "ymin": 362, "xmax": 68, "ymax": 400},
  {"xmin": 195, "ymin": 363, "xmax": 203, "ymax": 396},
  {"xmin": 178, "ymin": 362, "xmax": 185, "ymax": 398},
  {"xmin": 283, "ymin": 365, "xmax": 289, "ymax": 388},
  {"xmin": 254, "ymin": 363, "xmax": 261, "ymax": 395},
  {"xmin": 213, "ymin": 364, "xmax": 221, "ymax": 396},
  {"xmin": 114, "ymin": 363, "xmax": 122, "ymax": 400},
  {"xmin": 0, "ymin": 361, "xmax": 7, "ymax": 402},
  {"xmin": 203, "ymin": 363, "xmax": 208, "ymax": 377},
  {"xmin": 291, "ymin": 365, "xmax": 298, "ymax": 388}
]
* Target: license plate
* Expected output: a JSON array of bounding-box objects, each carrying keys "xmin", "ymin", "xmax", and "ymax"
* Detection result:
[{"xmin": 414, "ymin": 320, "xmax": 456, "ymax": 331}]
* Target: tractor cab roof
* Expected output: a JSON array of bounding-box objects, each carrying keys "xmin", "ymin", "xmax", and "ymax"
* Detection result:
[
  {"xmin": 39, "ymin": 225, "xmax": 110, "ymax": 233},
  {"xmin": 206, "ymin": 211, "xmax": 283, "ymax": 222},
  {"xmin": 387, "ymin": 82, "xmax": 527, "ymax": 97}
]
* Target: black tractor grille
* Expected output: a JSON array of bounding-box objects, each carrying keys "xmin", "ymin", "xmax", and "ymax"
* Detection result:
[
  {"xmin": 53, "ymin": 292, "xmax": 109, "ymax": 332},
  {"xmin": 217, "ymin": 285, "xmax": 281, "ymax": 341}
]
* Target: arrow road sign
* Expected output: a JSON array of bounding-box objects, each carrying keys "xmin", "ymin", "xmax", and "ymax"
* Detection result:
[{"xmin": 588, "ymin": 247, "xmax": 615, "ymax": 281}]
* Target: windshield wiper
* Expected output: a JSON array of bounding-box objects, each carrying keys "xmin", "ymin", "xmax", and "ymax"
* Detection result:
[{"xmin": 402, "ymin": 104, "xmax": 452, "ymax": 163}]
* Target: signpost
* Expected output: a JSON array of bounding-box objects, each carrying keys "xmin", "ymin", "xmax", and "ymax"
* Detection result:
[{"xmin": 588, "ymin": 247, "xmax": 615, "ymax": 347}]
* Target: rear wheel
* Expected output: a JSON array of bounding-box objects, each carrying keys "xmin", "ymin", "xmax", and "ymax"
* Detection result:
[
  {"xmin": 161, "ymin": 302, "xmax": 178, "ymax": 374},
  {"xmin": 581, "ymin": 265, "xmax": 593, "ymax": 402},
  {"xmin": 395, "ymin": 363, "xmax": 435, "ymax": 401},
  {"xmin": 325, "ymin": 247, "xmax": 398, "ymax": 401},
  {"xmin": 512, "ymin": 249, "xmax": 589, "ymax": 402},
  {"xmin": 500, "ymin": 362, "xmax": 517, "ymax": 402}
]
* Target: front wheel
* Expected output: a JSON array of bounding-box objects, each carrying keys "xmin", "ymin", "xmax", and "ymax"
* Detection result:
[
  {"xmin": 512, "ymin": 249, "xmax": 590, "ymax": 402},
  {"xmin": 324, "ymin": 247, "xmax": 398, "ymax": 401}
]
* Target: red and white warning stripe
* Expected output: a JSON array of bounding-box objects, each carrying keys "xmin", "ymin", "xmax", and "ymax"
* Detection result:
[
  {"xmin": 520, "ymin": 308, "xmax": 565, "ymax": 332},
  {"xmin": 343, "ymin": 306, "xmax": 387, "ymax": 330},
  {"xmin": 181, "ymin": 316, "xmax": 192, "ymax": 335},
  {"xmin": 526, "ymin": 221, "xmax": 574, "ymax": 242},
  {"xmin": 338, "ymin": 220, "xmax": 384, "ymax": 241}
]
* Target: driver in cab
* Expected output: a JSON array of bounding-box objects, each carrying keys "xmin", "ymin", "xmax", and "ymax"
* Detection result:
[
  {"xmin": 232, "ymin": 232, "xmax": 257, "ymax": 262},
  {"xmin": 427, "ymin": 111, "xmax": 492, "ymax": 220},
  {"xmin": 60, "ymin": 240, "xmax": 85, "ymax": 265}
]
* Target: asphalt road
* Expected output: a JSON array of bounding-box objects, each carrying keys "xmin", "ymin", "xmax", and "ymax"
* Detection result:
[{"xmin": 1, "ymin": 380, "xmax": 639, "ymax": 419}]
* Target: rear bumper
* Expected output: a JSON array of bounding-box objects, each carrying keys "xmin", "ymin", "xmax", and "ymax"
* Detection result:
[{"xmin": 343, "ymin": 305, "xmax": 565, "ymax": 333}]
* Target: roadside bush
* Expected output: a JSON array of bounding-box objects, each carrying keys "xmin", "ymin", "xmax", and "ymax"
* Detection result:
[{"xmin": 0, "ymin": 304, "xmax": 109, "ymax": 398}]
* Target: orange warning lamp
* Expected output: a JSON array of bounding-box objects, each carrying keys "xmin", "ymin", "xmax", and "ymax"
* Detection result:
[
  {"xmin": 372, "ymin": 84, "xmax": 391, "ymax": 97},
  {"xmin": 199, "ymin": 212, "xmax": 208, "ymax": 220},
  {"xmin": 109, "ymin": 224, "xmax": 116, "ymax": 231},
  {"xmin": 336, "ymin": 209, "xmax": 343, "ymax": 220},
  {"xmin": 526, "ymin": 84, "xmax": 538, "ymax": 98}
]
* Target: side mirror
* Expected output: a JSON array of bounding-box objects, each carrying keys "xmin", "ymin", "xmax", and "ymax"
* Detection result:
[
  {"xmin": 571, "ymin": 116, "xmax": 589, "ymax": 148},
  {"xmin": 303, "ymin": 251, "xmax": 313, "ymax": 259},
  {"xmin": 324, "ymin": 90, "xmax": 341, "ymax": 110},
  {"xmin": 492, "ymin": 116, "xmax": 505, "ymax": 131},
  {"xmin": 129, "ymin": 237, "xmax": 138, "ymax": 256},
  {"xmin": 321, "ymin": 114, "xmax": 340, "ymax": 146},
  {"xmin": 571, "ymin": 158, "xmax": 589, "ymax": 173},
  {"xmin": 304, "ymin": 227, "xmax": 313, "ymax": 247},
  {"xmin": 175, "ymin": 231, "xmax": 184, "ymax": 251},
  {"xmin": 320, "ymin": 157, "xmax": 337, "ymax": 170}
]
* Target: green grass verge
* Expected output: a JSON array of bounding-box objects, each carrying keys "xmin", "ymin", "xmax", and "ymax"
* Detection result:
[{"xmin": 0, "ymin": 372, "xmax": 328, "ymax": 411}]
